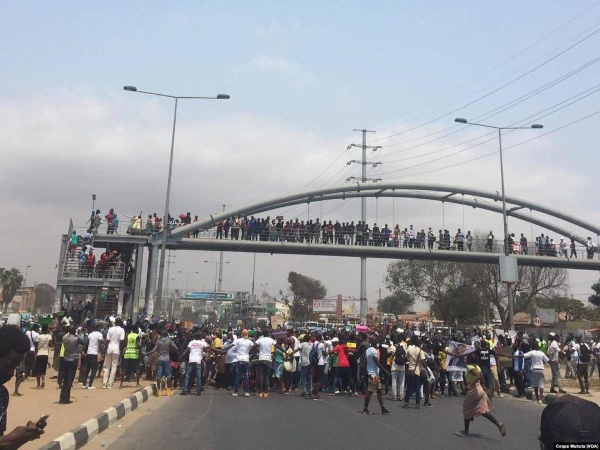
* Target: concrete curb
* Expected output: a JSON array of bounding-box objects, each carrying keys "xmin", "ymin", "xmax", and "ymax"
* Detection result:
[{"xmin": 39, "ymin": 384, "xmax": 157, "ymax": 450}]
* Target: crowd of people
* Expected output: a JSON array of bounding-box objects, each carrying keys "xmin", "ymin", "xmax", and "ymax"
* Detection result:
[
  {"xmin": 205, "ymin": 215, "xmax": 597, "ymax": 258},
  {"xmin": 79, "ymin": 206, "xmax": 599, "ymax": 260},
  {"xmin": 2, "ymin": 311, "xmax": 600, "ymax": 447}
]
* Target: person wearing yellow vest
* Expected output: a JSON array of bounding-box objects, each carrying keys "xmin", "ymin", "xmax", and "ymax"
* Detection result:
[{"xmin": 120, "ymin": 326, "xmax": 141, "ymax": 388}]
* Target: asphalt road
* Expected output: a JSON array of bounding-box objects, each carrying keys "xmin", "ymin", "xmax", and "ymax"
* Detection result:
[{"xmin": 107, "ymin": 389, "xmax": 545, "ymax": 450}]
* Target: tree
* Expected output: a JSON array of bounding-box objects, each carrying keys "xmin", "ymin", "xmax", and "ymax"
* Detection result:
[
  {"xmin": 286, "ymin": 272, "xmax": 327, "ymax": 322},
  {"xmin": 457, "ymin": 262, "xmax": 568, "ymax": 328},
  {"xmin": 385, "ymin": 258, "xmax": 568, "ymax": 329},
  {"xmin": 385, "ymin": 260, "xmax": 461, "ymax": 305},
  {"xmin": 536, "ymin": 296, "xmax": 585, "ymax": 321},
  {"xmin": 34, "ymin": 283, "xmax": 55, "ymax": 314},
  {"xmin": 1, "ymin": 268, "xmax": 24, "ymax": 313},
  {"xmin": 378, "ymin": 291, "xmax": 414, "ymax": 322},
  {"xmin": 431, "ymin": 284, "xmax": 489, "ymax": 326},
  {"xmin": 589, "ymin": 280, "xmax": 600, "ymax": 308}
]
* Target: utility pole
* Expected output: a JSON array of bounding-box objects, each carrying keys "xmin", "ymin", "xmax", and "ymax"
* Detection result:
[
  {"xmin": 347, "ymin": 129, "xmax": 381, "ymax": 324},
  {"xmin": 217, "ymin": 203, "xmax": 230, "ymax": 292}
]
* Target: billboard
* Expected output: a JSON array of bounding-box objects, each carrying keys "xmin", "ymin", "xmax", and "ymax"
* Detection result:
[
  {"xmin": 313, "ymin": 299, "xmax": 337, "ymax": 313},
  {"xmin": 531, "ymin": 308, "xmax": 556, "ymax": 325},
  {"xmin": 185, "ymin": 291, "xmax": 234, "ymax": 300},
  {"xmin": 341, "ymin": 299, "xmax": 360, "ymax": 316},
  {"xmin": 313, "ymin": 297, "xmax": 361, "ymax": 316}
]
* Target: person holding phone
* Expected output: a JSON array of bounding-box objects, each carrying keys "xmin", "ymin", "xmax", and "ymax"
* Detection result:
[{"xmin": 0, "ymin": 326, "xmax": 48, "ymax": 448}]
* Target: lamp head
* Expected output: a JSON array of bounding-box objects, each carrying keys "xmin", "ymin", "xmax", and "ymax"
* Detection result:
[
  {"xmin": 217, "ymin": 94, "xmax": 230, "ymax": 99},
  {"xmin": 454, "ymin": 118, "xmax": 467, "ymax": 124},
  {"xmin": 124, "ymin": 86, "xmax": 138, "ymax": 92},
  {"xmin": 531, "ymin": 124, "xmax": 543, "ymax": 129}
]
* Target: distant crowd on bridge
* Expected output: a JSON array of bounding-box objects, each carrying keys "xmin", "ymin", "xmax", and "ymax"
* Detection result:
[
  {"xmin": 79, "ymin": 209, "xmax": 598, "ymax": 260},
  {"xmin": 202, "ymin": 215, "xmax": 597, "ymax": 259}
]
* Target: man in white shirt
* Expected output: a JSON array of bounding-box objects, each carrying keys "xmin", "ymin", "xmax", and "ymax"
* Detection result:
[
  {"xmin": 102, "ymin": 319, "xmax": 125, "ymax": 389},
  {"xmin": 24, "ymin": 325, "xmax": 39, "ymax": 378},
  {"xmin": 256, "ymin": 330, "xmax": 276, "ymax": 398},
  {"xmin": 224, "ymin": 333, "xmax": 238, "ymax": 389},
  {"xmin": 179, "ymin": 332, "xmax": 218, "ymax": 396},
  {"xmin": 287, "ymin": 330, "xmax": 301, "ymax": 390},
  {"xmin": 222, "ymin": 329, "xmax": 255, "ymax": 397},
  {"xmin": 82, "ymin": 323, "xmax": 104, "ymax": 389},
  {"xmin": 389, "ymin": 337, "xmax": 406, "ymax": 401},
  {"xmin": 548, "ymin": 334, "xmax": 566, "ymax": 394},
  {"xmin": 311, "ymin": 333, "xmax": 327, "ymax": 400}
]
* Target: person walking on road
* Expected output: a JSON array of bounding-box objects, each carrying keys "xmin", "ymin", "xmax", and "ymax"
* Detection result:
[
  {"xmin": 362, "ymin": 336, "xmax": 391, "ymax": 416},
  {"xmin": 523, "ymin": 341, "xmax": 549, "ymax": 404},
  {"xmin": 82, "ymin": 323, "xmax": 104, "ymax": 389},
  {"xmin": 59, "ymin": 326, "xmax": 79, "ymax": 404},
  {"xmin": 179, "ymin": 332, "xmax": 219, "ymax": 396},
  {"xmin": 456, "ymin": 352, "xmax": 506, "ymax": 438},
  {"xmin": 103, "ymin": 319, "xmax": 125, "ymax": 389},
  {"xmin": 547, "ymin": 334, "xmax": 567, "ymax": 394},
  {"xmin": 144, "ymin": 330, "xmax": 179, "ymax": 397},
  {"xmin": 120, "ymin": 326, "xmax": 141, "ymax": 388}
]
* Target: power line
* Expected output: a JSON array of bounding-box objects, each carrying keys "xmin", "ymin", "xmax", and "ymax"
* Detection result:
[
  {"xmin": 384, "ymin": 108, "xmax": 600, "ymax": 180},
  {"xmin": 370, "ymin": 23, "xmax": 600, "ymax": 144},
  {"xmin": 365, "ymin": 1, "xmax": 600, "ymax": 135},
  {"xmin": 379, "ymin": 81, "xmax": 600, "ymax": 166}
]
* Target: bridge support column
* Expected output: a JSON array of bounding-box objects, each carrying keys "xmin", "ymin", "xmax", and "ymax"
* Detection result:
[
  {"xmin": 360, "ymin": 257, "xmax": 367, "ymax": 324},
  {"xmin": 131, "ymin": 243, "xmax": 144, "ymax": 322},
  {"xmin": 146, "ymin": 244, "xmax": 158, "ymax": 316},
  {"xmin": 117, "ymin": 288, "xmax": 124, "ymax": 316}
]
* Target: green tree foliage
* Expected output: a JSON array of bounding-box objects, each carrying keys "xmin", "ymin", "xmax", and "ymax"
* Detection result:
[
  {"xmin": 589, "ymin": 280, "xmax": 600, "ymax": 308},
  {"xmin": 286, "ymin": 271, "xmax": 327, "ymax": 322},
  {"xmin": 459, "ymin": 263, "xmax": 568, "ymax": 328},
  {"xmin": 377, "ymin": 291, "xmax": 415, "ymax": 322},
  {"xmin": 1, "ymin": 268, "xmax": 24, "ymax": 313},
  {"xmin": 33, "ymin": 283, "xmax": 55, "ymax": 314},
  {"xmin": 385, "ymin": 259, "xmax": 568, "ymax": 328},
  {"xmin": 537, "ymin": 296, "xmax": 600, "ymax": 322}
]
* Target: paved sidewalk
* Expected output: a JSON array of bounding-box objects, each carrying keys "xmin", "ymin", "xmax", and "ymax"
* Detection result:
[{"xmin": 5, "ymin": 375, "xmax": 155, "ymax": 450}]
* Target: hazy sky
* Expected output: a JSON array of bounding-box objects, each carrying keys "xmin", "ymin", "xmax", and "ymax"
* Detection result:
[{"xmin": 2, "ymin": 1, "xmax": 599, "ymax": 310}]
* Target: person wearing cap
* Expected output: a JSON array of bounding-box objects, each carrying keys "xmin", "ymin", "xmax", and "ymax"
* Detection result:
[
  {"xmin": 456, "ymin": 352, "xmax": 506, "ymax": 438},
  {"xmin": 539, "ymin": 394, "xmax": 600, "ymax": 449}
]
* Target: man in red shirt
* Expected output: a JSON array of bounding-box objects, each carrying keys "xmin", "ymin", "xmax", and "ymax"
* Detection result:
[
  {"xmin": 86, "ymin": 250, "xmax": 96, "ymax": 278},
  {"xmin": 330, "ymin": 337, "xmax": 354, "ymax": 394}
]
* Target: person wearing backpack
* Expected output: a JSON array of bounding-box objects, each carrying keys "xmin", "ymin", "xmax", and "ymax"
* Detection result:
[
  {"xmin": 574, "ymin": 336, "xmax": 591, "ymax": 394},
  {"xmin": 389, "ymin": 334, "xmax": 407, "ymax": 401}
]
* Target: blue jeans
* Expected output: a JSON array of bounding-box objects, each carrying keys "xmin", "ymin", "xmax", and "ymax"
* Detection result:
[
  {"xmin": 404, "ymin": 371, "xmax": 422, "ymax": 405},
  {"xmin": 156, "ymin": 360, "xmax": 172, "ymax": 379},
  {"xmin": 300, "ymin": 365, "xmax": 313, "ymax": 393},
  {"xmin": 481, "ymin": 366, "xmax": 491, "ymax": 390},
  {"xmin": 182, "ymin": 362, "xmax": 202, "ymax": 394},
  {"xmin": 235, "ymin": 361, "xmax": 250, "ymax": 393}
]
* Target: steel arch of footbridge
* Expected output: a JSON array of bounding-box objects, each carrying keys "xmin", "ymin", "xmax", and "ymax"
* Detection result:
[{"xmin": 170, "ymin": 183, "xmax": 598, "ymax": 244}]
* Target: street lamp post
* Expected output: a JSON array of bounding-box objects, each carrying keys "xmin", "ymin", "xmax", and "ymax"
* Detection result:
[
  {"xmin": 177, "ymin": 270, "xmax": 199, "ymax": 296},
  {"xmin": 454, "ymin": 118, "xmax": 543, "ymax": 331},
  {"xmin": 124, "ymin": 86, "xmax": 229, "ymax": 315},
  {"xmin": 24, "ymin": 265, "xmax": 31, "ymax": 288},
  {"xmin": 204, "ymin": 260, "xmax": 228, "ymax": 314}
]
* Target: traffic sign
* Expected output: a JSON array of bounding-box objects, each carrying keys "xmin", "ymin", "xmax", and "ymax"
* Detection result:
[{"xmin": 533, "ymin": 316, "xmax": 543, "ymax": 328}]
